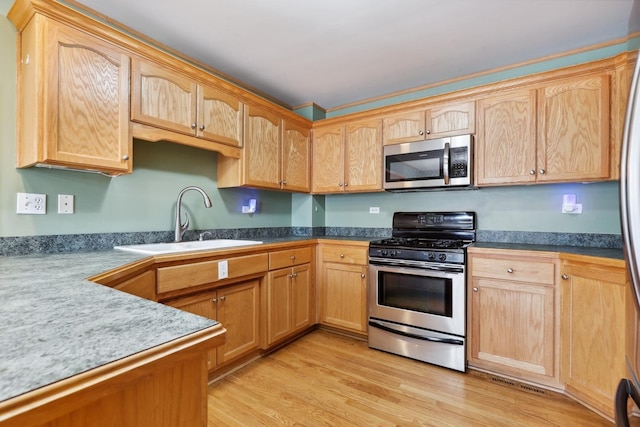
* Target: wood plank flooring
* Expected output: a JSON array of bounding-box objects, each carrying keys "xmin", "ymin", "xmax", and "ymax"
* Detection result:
[{"xmin": 208, "ymin": 330, "xmax": 625, "ymax": 426}]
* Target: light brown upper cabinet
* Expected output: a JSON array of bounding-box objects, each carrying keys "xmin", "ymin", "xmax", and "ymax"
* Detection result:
[
  {"xmin": 131, "ymin": 59, "xmax": 243, "ymax": 148},
  {"xmin": 312, "ymin": 119, "xmax": 383, "ymax": 193},
  {"xmin": 476, "ymin": 73, "xmax": 611, "ymax": 186},
  {"xmin": 382, "ymin": 101, "xmax": 475, "ymax": 145},
  {"xmin": 218, "ymin": 104, "xmax": 311, "ymax": 192},
  {"xmin": 15, "ymin": 15, "xmax": 132, "ymax": 175}
]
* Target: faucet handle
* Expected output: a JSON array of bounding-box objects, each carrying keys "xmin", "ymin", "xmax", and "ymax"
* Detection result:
[{"xmin": 199, "ymin": 231, "xmax": 212, "ymax": 241}]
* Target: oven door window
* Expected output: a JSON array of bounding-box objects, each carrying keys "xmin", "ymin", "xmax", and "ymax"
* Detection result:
[
  {"xmin": 385, "ymin": 150, "xmax": 444, "ymax": 182},
  {"xmin": 377, "ymin": 270, "xmax": 452, "ymax": 317}
]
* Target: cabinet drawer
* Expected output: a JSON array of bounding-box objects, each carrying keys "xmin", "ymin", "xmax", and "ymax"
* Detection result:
[
  {"xmin": 471, "ymin": 256, "xmax": 555, "ymax": 285},
  {"xmin": 321, "ymin": 245, "xmax": 367, "ymax": 265},
  {"xmin": 157, "ymin": 253, "xmax": 268, "ymax": 294},
  {"xmin": 269, "ymin": 247, "xmax": 312, "ymax": 270}
]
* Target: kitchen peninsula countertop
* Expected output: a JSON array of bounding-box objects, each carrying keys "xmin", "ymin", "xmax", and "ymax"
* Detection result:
[{"xmin": 0, "ymin": 250, "xmax": 218, "ymax": 404}]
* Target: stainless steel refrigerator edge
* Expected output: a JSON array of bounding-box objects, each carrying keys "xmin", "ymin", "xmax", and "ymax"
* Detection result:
[{"xmin": 617, "ymin": 48, "xmax": 640, "ymax": 426}]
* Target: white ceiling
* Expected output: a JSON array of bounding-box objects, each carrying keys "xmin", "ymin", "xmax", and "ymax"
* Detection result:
[{"xmin": 7, "ymin": 0, "xmax": 640, "ymax": 110}]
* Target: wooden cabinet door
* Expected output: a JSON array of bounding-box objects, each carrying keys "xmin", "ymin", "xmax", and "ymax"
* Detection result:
[
  {"xmin": 476, "ymin": 89, "xmax": 537, "ymax": 185},
  {"xmin": 197, "ymin": 85, "xmax": 243, "ymax": 147},
  {"xmin": 312, "ymin": 125, "xmax": 344, "ymax": 193},
  {"xmin": 35, "ymin": 19, "xmax": 131, "ymax": 173},
  {"xmin": 166, "ymin": 291, "xmax": 218, "ymax": 371},
  {"xmin": 131, "ymin": 59, "xmax": 197, "ymax": 136},
  {"xmin": 244, "ymin": 105, "xmax": 281, "ymax": 189},
  {"xmin": 320, "ymin": 262, "xmax": 367, "ymax": 333},
  {"xmin": 537, "ymin": 74, "xmax": 611, "ymax": 182},
  {"xmin": 216, "ymin": 279, "xmax": 261, "ymax": 365},
  {"xmin": 282, "ymin": 121, "xmax": 311, "ymax": 192},
  {"xmin": 469, "ymin": 277, "xmax": 555, "ymax": 380},
  {"xmin": 291, "ymin": 264, "xmax": 313, "ymax": 332},
  {"xmin": 345, "ymin": 119, "xmax": 383, "ymax": 192},
  {"xmin": 266, "ymin": 268, "xmax": 293, "ymax": 345},
  {"xmin": 561, "ymin": 261, "xmax": 629, "ymax": 419},
  {"xmin": 382, "ymin": 109, "xmax": 426, "ymax": 145},
  {"xmin": 425, "ymin": 101, "xmax": 475, "ymax": 139}
]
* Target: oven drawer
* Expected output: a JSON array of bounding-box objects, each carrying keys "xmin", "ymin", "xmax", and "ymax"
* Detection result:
[
  {"xmin": 321, "ymin": 245, "xmax": 367, "ymax": 265},
  {"xmin": 470, "ymin": 256, "xmax": 555, "ymax": 285}
]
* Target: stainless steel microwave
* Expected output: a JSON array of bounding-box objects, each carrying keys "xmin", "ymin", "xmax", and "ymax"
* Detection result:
[{"xmin": 383, "ymin": 134, "xmax": 473, "ymax": 191}]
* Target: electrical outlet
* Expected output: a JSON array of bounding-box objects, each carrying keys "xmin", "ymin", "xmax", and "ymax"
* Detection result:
[
  {"xmin": 17, "ymin": 193, "xmax": 46, "ymax": 214},
  {"xmin": 218, "ymin": 260, "xmax": 229, "ymax": 279},
  {"xmin": 58, "ymin": 194, "xmax": 74, "ymax": 214},
  {"xmin": 369, "ymin": 207, "xmax": 380, "ymax": 214}
]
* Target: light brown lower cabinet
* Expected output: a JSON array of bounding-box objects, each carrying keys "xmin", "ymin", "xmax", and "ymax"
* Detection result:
[
  {"xmin": 166, "ymin": 278, "xmax": 260, "ymax": 371},
  {"xmin": 561, "ymin": 255, "xmax": 636, "ymax": 420},
  {"xmin": 318, "ymin": 243, "xmax": 368, "ymax": 334},
  {"xmin": 467, "ymin": 248, "xmax": 561, "ymax": 388}
]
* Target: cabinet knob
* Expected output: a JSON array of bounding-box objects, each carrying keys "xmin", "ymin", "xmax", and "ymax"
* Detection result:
[
  {"xmin": 291, "ymin": 255, "xmax": 296, "ymax": 260},
  {"xmin": 529, "ymin": 169, "xmax": 536, "ymax": 175},
  {"xmin": 507, "ymin": 268, "xmax": 513, "ymax": 273},
  {"xmin": 220, "ymin": 295, "xmax": 226, "ymax": 302},
  {"xmin": 419, "ymin": 130, "xmax": 425, "ymax": 136},
  {"xmin": 361, "ymin": 273, "xmax": 366, "ymax": 279},
  {"xmin": 425, "ymin": 129, "xmax": 431, "ymax": 135},
  {"xmin": 292, "ymin": 273, "xmax": 298, "ymax": 278},
  {"xmin": 191, "ymin": 122, "xmax": 197, "ymax": 129},
  {"xmin": 288, "ymin": 273, "xmax": 294, "ymax": 278},
  {"xmin": 562, "ymin": 274, "xmax": 569, "ymax": 280},
  {"xmin": 339, "ymin": 182, "xmax": 343, "ymax": 187},
  {"xmin": 473, "ymin": 287, "xmax": 479, "ymax": 292},
  {"xmin": 122, "ymin": 155, "xmax": 129, "ymax": 161},
  {"xmin": 282, "ymin": 180, "xmax": 287, "ymax": 185},
  {"xmin": 212, "ymin": 298, "xmax": 217, "ymax": 303},
  {"xmin": 340, "ymin": 254, "xmax": 345, "ymax": 258},
  {"xmin": 539, "ymin": 169, "xmax": 546, "ymax": 175},
  {"xmin": 344, "ymin": 182, "xmax": 349, "ymax": 187},
  {"xmin": 199, "ymin": 124, "xmax": 205, "ymax": 131}
]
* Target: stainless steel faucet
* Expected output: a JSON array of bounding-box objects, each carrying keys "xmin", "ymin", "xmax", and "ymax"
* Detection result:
[{"xmin": 174, "ymin": 186, "xmax": 212, "ymax": 242}]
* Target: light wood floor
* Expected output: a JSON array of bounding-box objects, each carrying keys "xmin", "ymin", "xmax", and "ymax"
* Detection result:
[{"xmin": 208, "ymin": 329, "xmax": 623, "ymax": 426}]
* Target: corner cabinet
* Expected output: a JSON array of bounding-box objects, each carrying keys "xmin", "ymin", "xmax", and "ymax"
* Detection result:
[
  {"xmin": 312, "ymin": 119, "xmax": 383, "ymax": 193},
  {"xmin": 131, "ymin": 59, "xmax": 243, "ymax": 148},
  {"xmin": 15, "ymin": 15, "xmax": 132, "ymax": 175},
  {"xmin": 218, "ymin": 105, "xmax": 311, "ymax": 192},
  {"xmin": 467, "ymin": 247, "xmax": 561, "ymax": 388},
  {"xmin": 382, "ymin": 100, "xmax": 475, "ymax": 145},
  {"xmin": 317, "ymin": 242, "xmax": 369, "ymax": 334},
  {"xmin": 476, "ymin": 73, "xmax": 611, "ymax": 186},
  {"xmin": 560, "ymin": 255, "xmax": 636, "ymax": 420}
]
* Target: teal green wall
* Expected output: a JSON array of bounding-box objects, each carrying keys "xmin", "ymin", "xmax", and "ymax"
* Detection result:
[
  {"xmin": 0, "ymin": 11, "xmax": 627, "ymax": 238},
  {"xmin": 324, "ymin": 182, "xmax": 621, "ymax": 234}
]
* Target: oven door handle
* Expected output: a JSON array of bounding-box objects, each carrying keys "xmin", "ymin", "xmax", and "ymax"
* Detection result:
[{"xmin": 368, "ymin": 320, "xmax": 464, "ymax": 346}]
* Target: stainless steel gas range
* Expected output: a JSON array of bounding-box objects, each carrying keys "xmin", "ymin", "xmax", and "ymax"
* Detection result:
[{"xmin": 367, "ymin": 211, "xmax": 476, "ymax": 372}]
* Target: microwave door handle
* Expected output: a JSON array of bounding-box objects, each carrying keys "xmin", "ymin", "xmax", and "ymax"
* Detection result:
[{"xmin": 443, "ymin": 141, "xmax": 450, "ymax": 185}]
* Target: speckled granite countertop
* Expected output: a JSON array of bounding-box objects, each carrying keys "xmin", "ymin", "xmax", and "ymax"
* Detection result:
[
  {"xmin": 0, "ymin": 234, "xmax": 624, "ymax": 406},
  {"xmin": 0, "ymin": 250, "xmax": 218, "ymax": 404},
  {"xmin": 470, "ymin": 241, "xmax": 625, "ymax": 260}
]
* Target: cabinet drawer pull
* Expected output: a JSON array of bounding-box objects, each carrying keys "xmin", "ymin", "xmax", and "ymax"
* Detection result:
[
  {"xmin": 507, "ymin": 268, "xmax": 513, "ymax": 273},
  {"xmin": 473, "ymin": 287, "xmax": 478, "ymax": 292},
  {"xmin": 291, "ymin": 255, "xmax": 296, "ymax": 260},
  {"xmin": 562, "ymin": 274, "xmax": 569, "ymax": 280}
]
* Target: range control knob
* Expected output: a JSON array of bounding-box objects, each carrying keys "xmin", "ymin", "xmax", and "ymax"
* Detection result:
[
  {"xmin": 380, "ymin": 250, "xmax": 388, "ymax": 257},
  {"xmin": 390, "ymin": 250, "xmax": 398, "ymax": 257},
  {"xmin": 427, "ymin": 252, "xmax": 436, "ymax": 260},
  {"xmin": 438, "ymin": 253, "xmax": 447, "ymax": 261}
]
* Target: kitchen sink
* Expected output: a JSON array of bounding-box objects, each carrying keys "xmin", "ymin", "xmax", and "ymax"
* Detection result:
[{"xmin": 114, "ymin": 239, "xmax": 263, "ymax": 255}]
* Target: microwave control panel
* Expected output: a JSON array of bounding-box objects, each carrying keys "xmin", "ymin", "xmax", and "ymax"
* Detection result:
[{"xmin": 450, "ymin": 147, "xmax": 468, "ymax": 178}]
